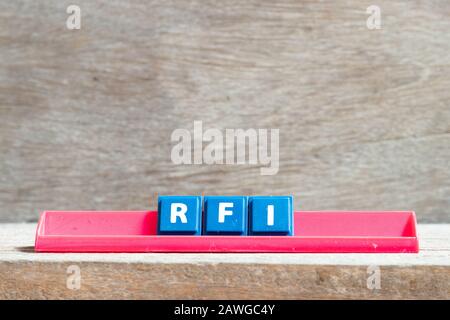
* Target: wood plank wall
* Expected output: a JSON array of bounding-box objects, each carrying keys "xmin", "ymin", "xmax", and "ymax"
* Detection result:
[{"xmin": 0, "ymin": 1, "xmax": 449, "ymax": 222}]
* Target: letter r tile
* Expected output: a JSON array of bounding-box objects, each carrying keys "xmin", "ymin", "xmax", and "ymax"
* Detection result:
[{"xmin": 158, "ymin": 196, "xmax": 202, "ymax": 235}]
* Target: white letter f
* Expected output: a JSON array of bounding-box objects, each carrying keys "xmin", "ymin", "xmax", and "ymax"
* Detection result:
[{"xmin": 218, "ymin": 202, "xmax": 234, "ymax": 223}]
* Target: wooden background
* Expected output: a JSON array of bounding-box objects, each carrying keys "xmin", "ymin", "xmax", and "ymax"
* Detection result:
[{"xmin": 0, "ymin": 0, "xmax": 449, "ymax": 223}]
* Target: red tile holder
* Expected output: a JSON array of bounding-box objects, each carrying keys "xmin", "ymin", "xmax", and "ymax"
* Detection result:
[{"xmin": 34, "ymin": 211, "xmax": 418, "ymax": 253}]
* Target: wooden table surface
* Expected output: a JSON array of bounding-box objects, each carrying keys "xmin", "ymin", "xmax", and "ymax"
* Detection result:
[{"xmin": 0, "ymin": 223, "xmax": 448, "ymax": 299}]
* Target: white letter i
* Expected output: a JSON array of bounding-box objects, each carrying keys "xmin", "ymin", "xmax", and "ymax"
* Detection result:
[{"xmin": 267, "ymin": 205, "xmax": 274, "ymax": 226}]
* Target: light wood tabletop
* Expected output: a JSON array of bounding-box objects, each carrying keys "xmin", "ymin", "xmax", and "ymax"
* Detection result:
[{"xmin": 0, "ymin": 223, "xmax": 448, "ymax": 299}]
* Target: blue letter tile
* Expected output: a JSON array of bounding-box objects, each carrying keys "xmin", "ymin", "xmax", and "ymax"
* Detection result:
[
  {"xmin": 204, "ymin": 196, "xmax": 248, "ymax": 235},
  {"xmin": 158, "ymin": 196, "xmax": 202, "ymax": 235},
  {"xmin": 249, "ymin": 196, "xmax": 294, "ymax": 235}
]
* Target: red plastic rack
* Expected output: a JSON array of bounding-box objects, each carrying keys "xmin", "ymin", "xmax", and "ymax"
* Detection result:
[{"xmin": 34, "ymin": 211, "xmax": 418, "ymax": 253}]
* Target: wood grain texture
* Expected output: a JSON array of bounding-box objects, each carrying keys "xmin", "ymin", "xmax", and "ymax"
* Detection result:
[
  {"xmin": 0, "ymin": 223, "xmax": 449, "ymax": 299},
  {"xmin": 0, "ymin": 1, "xmax": 449, "ymax": 222}
]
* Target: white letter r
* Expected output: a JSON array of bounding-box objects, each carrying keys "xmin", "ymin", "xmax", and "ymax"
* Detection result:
[{"xmin": 170, "ymin": 203, "xmax": 188, "ymax": 223}]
